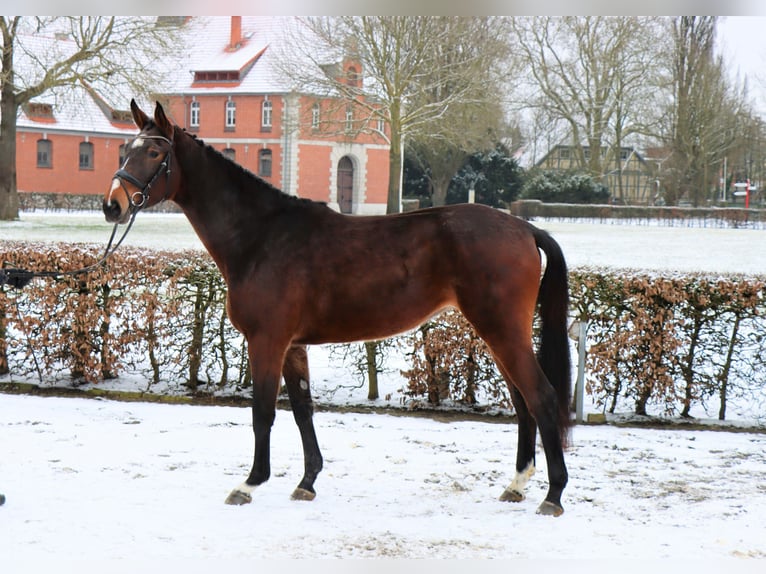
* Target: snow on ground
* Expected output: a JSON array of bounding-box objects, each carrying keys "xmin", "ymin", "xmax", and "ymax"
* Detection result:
[
  {"xmin": 2, "ymin": 210, "xmax": 766, "ymax": 565},
  {"xmin": 1, "ymin": 393, "xmax": 765, "ymax": 562}
]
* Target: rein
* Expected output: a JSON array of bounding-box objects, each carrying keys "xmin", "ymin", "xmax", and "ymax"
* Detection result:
[{"xmin": 0, "ymin": 134, "xmax": 173, "ymax": 290}]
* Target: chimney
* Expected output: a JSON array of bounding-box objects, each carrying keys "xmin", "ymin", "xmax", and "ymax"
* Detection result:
[{"xmin": 230, "ymin": 16, "xmax": 242, "ymax": 49}]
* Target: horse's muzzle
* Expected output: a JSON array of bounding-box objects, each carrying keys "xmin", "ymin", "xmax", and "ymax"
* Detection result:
[{"xmin": 103, "ymin": 198, "xmax": 129, "ymax": 224}]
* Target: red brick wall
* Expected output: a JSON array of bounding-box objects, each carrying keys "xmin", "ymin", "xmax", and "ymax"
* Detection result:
[
  {"xmin": 17, "ymin": 131, "xmax": 126, "ymax": 196},
  {"xmin": 365, "ymin": 147, "xmax": 390, "ymax": 205},
  {"xmin": 297, "ymin": 144, "xmax": 332, "ymax": 202},
  {"xmin": 166, "ymin": 95, "xmax": 283, "ymax": 187},
  {"xmin": 167, "ymin": 94, "xmax": 283, "ymax": 138},
  {"xmin": 296, "ymin": 95, "xmax": 389, "ymax": 147}
]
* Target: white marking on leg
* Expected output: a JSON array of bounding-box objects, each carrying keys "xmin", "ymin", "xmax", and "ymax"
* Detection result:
[
  {"xmin": 502, "ymin": 461, "xmax": 536, "ymax": 500},
  {"xmin": 509, "ymin": 461, "xmax": 536, "ymax": 492},
  {"xmin": 234, "ymin": 482, "xmax": 257, "ymax": 497},
  {"xmin": 299, "ymin": 379, "xmax": 309, "ymax": 391}
]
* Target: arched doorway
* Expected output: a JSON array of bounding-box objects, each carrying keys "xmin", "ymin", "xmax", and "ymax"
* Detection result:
[{"xmin": 337, "ymin": 156, "xmax": 354, "ymax": 214}]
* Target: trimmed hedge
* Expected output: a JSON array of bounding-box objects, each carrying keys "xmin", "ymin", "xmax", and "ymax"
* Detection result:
[
  {"xmin": 0, "ymin": 243, "xmax": 246, "ymax": 392},
  {"xmin": 1, "ymin": 243, "xmax": 764, "ymax": 419},
  {"xmin": 510, "ymin": 200, "xmax": 766, "ymax": 227}
]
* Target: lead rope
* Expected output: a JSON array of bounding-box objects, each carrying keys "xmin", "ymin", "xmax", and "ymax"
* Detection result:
[{"xmin": 1, "ymin": 208, "xmax": 139, "ymax": 286}]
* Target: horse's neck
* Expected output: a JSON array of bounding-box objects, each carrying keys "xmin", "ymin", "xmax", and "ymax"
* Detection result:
[{"xmin": 173, "ymin": 134, "xmax": 271, "ymax": 280}]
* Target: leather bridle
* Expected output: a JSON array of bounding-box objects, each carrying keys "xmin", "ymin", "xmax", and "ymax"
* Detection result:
[{"xmin": 112, "ymin": 134, "xmax": 174, "ymax": 212}]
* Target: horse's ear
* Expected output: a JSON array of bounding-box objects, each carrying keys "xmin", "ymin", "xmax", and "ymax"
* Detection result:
[
  {"xmin": 130, "ymin": 99, "xmax": 150, "ymax": 130},
  {"xmin": 153, "ymin": 101, "xmax": 174, "ymax": 139}
]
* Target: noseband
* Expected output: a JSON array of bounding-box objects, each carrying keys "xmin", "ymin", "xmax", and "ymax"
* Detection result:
[{"xmin": 113, "ymin": 135, "xmax": 174, "ymax": 212}]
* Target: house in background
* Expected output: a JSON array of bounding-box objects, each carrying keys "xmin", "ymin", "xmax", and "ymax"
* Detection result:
[
  {"xmin": 14, "ymin": 16, "xmax": 390, "ymax": 215},
  {"xmin": 534, "ymin": 144, "xmax": 659, "ymax": 204}
]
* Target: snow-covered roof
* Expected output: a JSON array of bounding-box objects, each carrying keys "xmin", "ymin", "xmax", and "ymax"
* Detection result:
[
  {"xmin": 164, "ymin": 16, "xmax": 298, "ymax": 96},
  {"xmin": 17, "ymin": 86, "xmax": 138, "ymax": 137},
  {"xmin": 11, "ymin": 16, "xmax": 331, "ymax": 136},
  {"xmin": 12, "ymin": 17, "xmax": 167, "ymax": 137}
]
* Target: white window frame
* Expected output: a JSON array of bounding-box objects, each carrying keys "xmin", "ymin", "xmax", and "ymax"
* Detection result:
[
  {"xmin": 262, "ymin": 99, "xmax": 272, "ymax": 129},
  {"xmin": 190, "ymin": 100, "xmax": 200, "ymax": 127},
  {"xmin": 225, "ymin": 99, "xmax": 236, "ymax": 129}
]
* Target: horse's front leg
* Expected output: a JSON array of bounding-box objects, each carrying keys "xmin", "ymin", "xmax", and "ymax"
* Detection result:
[
  {"xmin": 282, "ymin": 344, "xmax": 323, "ymax": 501},
  {"xmin": 225, "ymin": 337, "xmax": 285, "ymax": 505}
]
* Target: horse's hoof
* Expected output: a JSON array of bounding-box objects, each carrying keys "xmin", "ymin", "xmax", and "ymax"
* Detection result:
[
  {"xmin": 536, "ymin": 500, "xmax": 564, "ymax": 517},
  {"xmin": 291, "ymin": 487, "xmax": 316, "ymax": 501},
  {"xmin": 499, "ymin": 488, "xmax": 525, "ymax": 503},
  {"xmin": 225, "ymin": 489, "xmax": 252, "ymax": 505}
]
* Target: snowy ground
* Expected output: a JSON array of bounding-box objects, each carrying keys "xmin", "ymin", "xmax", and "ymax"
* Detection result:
[
  {"xmin": 2, "ymin": 210, "xmax": 766, "ymax": 565},
  {"xmin": 1, "ymin": 393, "xmax": 765, "ymax": 563}
]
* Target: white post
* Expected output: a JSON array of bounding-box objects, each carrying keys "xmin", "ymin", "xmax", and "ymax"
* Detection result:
[{"xmin": 575, "ymin": 319, "xmax": 589, "ymax": 424}]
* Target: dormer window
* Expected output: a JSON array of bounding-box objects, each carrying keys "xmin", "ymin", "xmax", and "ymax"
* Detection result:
[
  {"xmin": 194, "ymin": 70, "xmax": 240, "ymax": 83},
  {"xmin": 346, "ymin": 66, "xmax": 360, "ymax": 88},
  {"xmin": 111, "ymin": 110, "xmax": 133, "ymax": 123},
  {"xmin": 25, "ymin": 102, "xmax": 54, "ymax": 119}
]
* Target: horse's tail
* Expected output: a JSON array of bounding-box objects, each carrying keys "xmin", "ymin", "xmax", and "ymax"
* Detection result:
[{"xmin": 532, "ymin": 226, "xmax": 572, "ymax": 447}]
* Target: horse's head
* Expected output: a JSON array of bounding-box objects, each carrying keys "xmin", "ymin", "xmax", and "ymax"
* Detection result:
[{"xmin": 103, "ymin": 100, "xmax": 178, "ymax": 224}]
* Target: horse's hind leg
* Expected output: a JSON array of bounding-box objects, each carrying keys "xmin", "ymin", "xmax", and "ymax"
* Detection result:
[
  {"xmin": 499, "ymin": 386, "xmax": 538, "ymax": 503},
  {"xmin": 282, "ymin": 344, "xmax": 323, "ymax": 501},
  {"xmin": 501, "ymin": 349, "xmax": 568, "ymax": 515},
  {"xmin": 475, "ymin": 329, "xmax": 568, "ymax": 515}
]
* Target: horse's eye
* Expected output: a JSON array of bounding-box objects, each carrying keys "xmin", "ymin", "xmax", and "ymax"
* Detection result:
[{"xmin": 148, "ymin": 150, "xmax": 161, "ymax": 159}]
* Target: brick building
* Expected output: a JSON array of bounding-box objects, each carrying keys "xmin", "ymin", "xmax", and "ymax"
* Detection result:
[{"xmin": 15, "ymin": 16, "xmax": 390, "ymax": 214}]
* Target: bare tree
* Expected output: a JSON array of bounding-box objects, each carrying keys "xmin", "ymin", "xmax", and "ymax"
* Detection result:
[
  {"xmin": 278, "ymin": 16, "xmax": 514, "ymax": 213},
  {"xmin": 511, "ymin": 17, "xmax": 666, "ymax": 182},
  {"xmin": 0, "ymin": 17, "xmax": 186, "ymax": 220},
  {"xmin": 406, "ymin": 17, "xmax": 513, "ymax": 207},
  {"xmin": 662, "ymin": 16, "xmax": 751, "ymax": 206}
]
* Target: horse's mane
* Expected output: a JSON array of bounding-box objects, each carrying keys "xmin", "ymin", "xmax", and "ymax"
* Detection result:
[{"xmin": 178, "ymin": 127, "xmax": 324, "ymax": 211}]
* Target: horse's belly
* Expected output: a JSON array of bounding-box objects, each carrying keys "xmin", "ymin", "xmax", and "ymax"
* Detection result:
[{"xmin": 296, "ymin": 290, "xmax": 454, "ymax": 345}]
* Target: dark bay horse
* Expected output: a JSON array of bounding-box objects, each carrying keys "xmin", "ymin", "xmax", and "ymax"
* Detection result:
[{"xmin": 104, "ymin": 100, "xmax": 572, "ymax": 516}]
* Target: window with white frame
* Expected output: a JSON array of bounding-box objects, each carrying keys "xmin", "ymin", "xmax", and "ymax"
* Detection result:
[
  {"xmin": 312, "ymin": 103, "xmax": 320, "ymax": 130},
  {"xmin": 345, "ymin": 107, "xmax": 353, "ymax": 132},
  {"xmin": 261, "ymin": 99, "xmax": 272, "ymax": 131},
  {"xmin": 190, "ymin": 100, "xmax": 200, "ymax": 128},
  {"xmin": 225, "ymin": 99, "xmax": 236, "ymax": 129}
]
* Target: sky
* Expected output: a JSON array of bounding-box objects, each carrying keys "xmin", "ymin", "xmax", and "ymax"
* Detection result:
[
  {"xmin": 5, "ymin": 1, "xmax": 766, "ymax": 18},
  {"xmin": 718, "ymin": 16, "xmax": 766, "ymax": 114}
]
